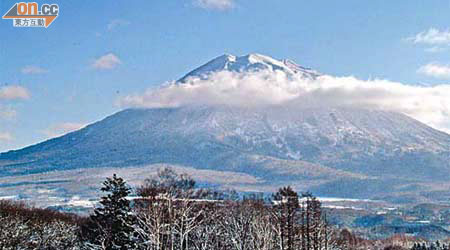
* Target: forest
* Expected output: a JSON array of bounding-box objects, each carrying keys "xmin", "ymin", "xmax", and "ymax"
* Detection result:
[{"xmin": 0, "ymin": 167, "xmax": 448, "ymax": 250}]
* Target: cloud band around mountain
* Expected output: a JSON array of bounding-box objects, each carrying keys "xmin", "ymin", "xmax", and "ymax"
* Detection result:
[{"xmin": 118, "ymin": 70, "xmax": 450, "ymax": 134}]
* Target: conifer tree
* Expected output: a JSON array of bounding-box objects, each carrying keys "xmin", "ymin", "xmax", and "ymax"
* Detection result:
[{"xmin": 85, "ymin": 174, "xmax": 137, "ymax": 250}]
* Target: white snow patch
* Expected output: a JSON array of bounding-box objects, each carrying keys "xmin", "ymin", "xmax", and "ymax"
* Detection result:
[{"xmin": 0, "ymin": 195, "xmax": 18, "ymax": 200}]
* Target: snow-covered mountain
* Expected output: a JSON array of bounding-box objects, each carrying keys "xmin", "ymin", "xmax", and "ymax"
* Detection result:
[
  {"xmin": 178, "ymin": 53, "xmax": 320, "ymax": 82},
  {"xmin": 1, "ymin": 53, "xmax": 449, "ymax": 203}
]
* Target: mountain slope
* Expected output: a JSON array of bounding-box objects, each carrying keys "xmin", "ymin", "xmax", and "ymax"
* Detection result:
[
  {"xmin": 1, "ymin": 53, "xmax": 449, "ymax": 202},
  {"xmin": 1, "ymin": 106, "xmax": 449, "ymax": 179}
]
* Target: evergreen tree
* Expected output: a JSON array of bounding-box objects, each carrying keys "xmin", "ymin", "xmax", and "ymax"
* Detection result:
[{"xmin": 85, "ymin": 174, "xmax": 137, "ymax": 250}]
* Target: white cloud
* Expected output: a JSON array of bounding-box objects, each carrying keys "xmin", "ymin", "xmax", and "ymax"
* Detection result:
[
  {"xmin": 92, "ymin": 53, "xmax": 122, "ymax": 70},
  {"xmin": 107, "ymin": 19, "xmax": 130, "ymax": 31},
  {"xmin": 21, "ymin": 65, "xmax": 48, "ymax": 74},
  {"xmin": 0, "ymin": 85, "xmax": 30, "ymax": 100},
  {"xmin": 418, "ymin": 63, "xmax": 450, "ymax": 79},
  {"xmin": 407, "ymin": 28, "xmax": 450, "ymax": 45},
  {"xmin": 0, "ymin": 132, "xmax": 13, "ymax": 142},
  {"xmin": 42, "ymin": 122, "xmax": 87, "ymax": 138},
  {"xmin": 117, "ymin": 70, "xmax": 450, "ymax": 133},
  {"xmin": 194, "ymin": 0, "xmax": 234, "ymax": 10}
]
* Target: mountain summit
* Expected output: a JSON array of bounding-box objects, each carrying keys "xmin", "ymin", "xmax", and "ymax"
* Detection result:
[{"xmin": 178, "ymin": 53, "xmax": 319, "ymax": 82}]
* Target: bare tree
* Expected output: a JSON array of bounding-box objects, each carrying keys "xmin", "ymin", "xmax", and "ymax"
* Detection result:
[
  {"xmin": 248, "ymin": 200, "xmax": 276, "ymax": 250},
  {"xmin": 272, "ymin": 186, "xmax": 300, "ymax": 250},
  {"xmin": 0, "ymin": 200, "xmax": 81, "ymax": 249}
]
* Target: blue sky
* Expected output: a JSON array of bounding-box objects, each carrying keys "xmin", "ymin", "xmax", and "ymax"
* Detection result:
[{"xmin": 1, "ymin": 0, "xmax": 450, "ymax": 152}]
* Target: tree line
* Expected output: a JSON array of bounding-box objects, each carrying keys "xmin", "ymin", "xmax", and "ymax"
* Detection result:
[
  {"xmin": 1, "ymin": 167, "xmax": 448, "ymax": 250},
  {"xmin": 81, "ymin": 168, "xmax": 341, "ymax": 250}
]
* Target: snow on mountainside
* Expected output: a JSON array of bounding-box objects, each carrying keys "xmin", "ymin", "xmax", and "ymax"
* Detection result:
[
  {"xmin": 0, "ymin": 53, "xmax": 450, "ymax": 203},
  {"xmin": 178, "ymin": 53, "xmax": 320, "ymax": 82}
]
